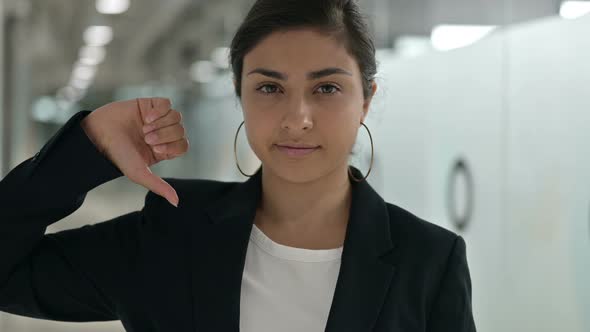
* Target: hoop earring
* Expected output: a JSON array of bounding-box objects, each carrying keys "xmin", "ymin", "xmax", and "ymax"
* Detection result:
[
  {"xmin": 234, "ymin": 121, "xmax": 255, "ymax": 177},
  {"xmin": 348, "ymin": 122, "xmax": 374, "ymax": 182}
]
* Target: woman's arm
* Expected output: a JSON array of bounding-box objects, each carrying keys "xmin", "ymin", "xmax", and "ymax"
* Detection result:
[
  {"xmin": 0, "ymin": 111, "xmax": 143, "ymax": 321},
  {"xmin": 426, "ymin": 235, "xmax": 477, "ymax": 332}
]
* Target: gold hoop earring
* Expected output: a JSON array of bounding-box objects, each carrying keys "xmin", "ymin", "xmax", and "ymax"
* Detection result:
[
  {"xmin": 348, "ymin": 122, "xmax": 374, "ymax": 182},
  {"xmin": 234, "ymin": 121, "xmax": 255, "ymax": 177}
]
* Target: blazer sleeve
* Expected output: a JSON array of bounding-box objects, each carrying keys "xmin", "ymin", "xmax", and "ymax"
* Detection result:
[
  {"xmin": 0, "ymin": 110, "xmax": 147, "ymax": 322},
  {"xmin": 426, "ymin": 235, "xmax": 477, "ymax": 332}
]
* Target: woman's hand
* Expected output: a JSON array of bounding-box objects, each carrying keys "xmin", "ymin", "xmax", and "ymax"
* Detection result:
[{"xmin": 80, "ymin": 97, "xmax": 188, "ymax": 207}]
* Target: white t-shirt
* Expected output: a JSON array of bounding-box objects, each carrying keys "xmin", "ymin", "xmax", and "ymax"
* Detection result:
[{"xmin": 240, "ymin": 223, "xmax": 343, "ymax": 332}]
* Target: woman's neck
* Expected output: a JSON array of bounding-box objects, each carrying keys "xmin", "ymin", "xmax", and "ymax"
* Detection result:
[{"xmin": 257, "ymin": 164, "xmax": 352, "ymax": 230}]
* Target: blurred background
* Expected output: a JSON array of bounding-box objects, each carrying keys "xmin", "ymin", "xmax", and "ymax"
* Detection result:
[{"xmin": 0, "ymin": 0, "xmax": 589, "ymax": 331}]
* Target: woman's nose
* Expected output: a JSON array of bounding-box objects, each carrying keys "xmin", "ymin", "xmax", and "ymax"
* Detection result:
[{"xmin": 280, "ymin": 98, "xmax": 314, "ymax": 132}]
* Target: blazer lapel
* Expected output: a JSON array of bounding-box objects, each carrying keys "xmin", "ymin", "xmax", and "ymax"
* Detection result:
[
  {"xmin": 188, "ymin": 166, "xmax": 262, "ymax": 332},
  {"xmin": 323, "ymin": 166, "xmax": 398, "ymax": 332},
  {"xmin": 188, "ymin": 166, "xmax": 398, "ymax": 332}
]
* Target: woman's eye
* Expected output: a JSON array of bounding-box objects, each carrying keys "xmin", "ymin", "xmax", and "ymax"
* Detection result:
[
  {"xmin": 256, "ymin": 83, "xmax": 339, "ymax": 95},
  {"xmin": 257, "ymin": 84, "xmax": 281, "ymax": 94},
  {"xmin": 316, "ymin": 84, "xmax": 340, "ymax": 94}
]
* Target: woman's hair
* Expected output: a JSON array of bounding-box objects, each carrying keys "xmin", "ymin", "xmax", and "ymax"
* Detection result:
[{"xmin": 229, "ymin": 0, "xmax": 377, "ymax": 100}]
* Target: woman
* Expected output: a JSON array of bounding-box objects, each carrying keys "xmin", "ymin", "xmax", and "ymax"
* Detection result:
[{"xmin": 0, "ymin": 0, "xmax": 476, "ymax": 331}]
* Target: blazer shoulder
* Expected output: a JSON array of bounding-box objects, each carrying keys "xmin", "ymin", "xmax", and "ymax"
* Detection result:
[
  {"xmin": 143, "ymin": 177, "xmax": 240, "ymax": 210},
  {"xmin": 385, "ymin": 202, "xmax": 460, "ymax": 258}
]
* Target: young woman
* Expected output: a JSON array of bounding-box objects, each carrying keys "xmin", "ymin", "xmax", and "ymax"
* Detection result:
[{"xmin": 0, "ymin": 0, "xmax": 476, "ymax": 331}]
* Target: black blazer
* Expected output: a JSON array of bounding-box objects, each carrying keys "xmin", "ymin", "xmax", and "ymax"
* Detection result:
[{"xmin": 0, "ymin": 110, "xmax": 476, "ymax": 332}]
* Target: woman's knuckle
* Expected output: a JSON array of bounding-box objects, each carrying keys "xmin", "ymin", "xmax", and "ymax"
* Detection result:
[
  {"xmin": 152, "ymin": 146, "xmax": 162, "ymax": 154},
  {"xmin": 148, "ymin": 131, "xmax": 159, "ymax": 141},
  {"xmin": 155, "ymin": 97, "xmax": 171, "ymax": 109}
]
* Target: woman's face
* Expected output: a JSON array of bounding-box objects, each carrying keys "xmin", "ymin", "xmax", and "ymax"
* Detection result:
[{"xmin": 239, "ymin": 28, "xmax": 376, "ymax": 183}]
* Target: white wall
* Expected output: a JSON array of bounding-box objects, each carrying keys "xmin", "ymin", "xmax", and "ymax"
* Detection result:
[{"xmin": 369, "ymin": 14, "xmax": 590, "ymax": 332}]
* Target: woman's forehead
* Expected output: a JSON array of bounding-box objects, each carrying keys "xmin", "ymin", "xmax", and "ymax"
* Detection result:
[{"xmin": 243, "ymin": 29, "xmax": 359, "ymax": 77}]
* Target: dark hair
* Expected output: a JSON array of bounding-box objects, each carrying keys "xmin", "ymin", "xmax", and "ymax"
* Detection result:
[{"xmin": 229, "ymin": 0, "xmax": 377, "ymax": 100}]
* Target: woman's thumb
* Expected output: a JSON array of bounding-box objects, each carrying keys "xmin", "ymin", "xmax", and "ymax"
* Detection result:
[{"xmin": 133, "ymin": 166, "xmax": 179, "ymax": 207}]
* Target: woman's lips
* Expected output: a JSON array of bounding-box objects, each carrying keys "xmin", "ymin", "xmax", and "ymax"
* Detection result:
[{"xmin": 275, "ymin": 145, "xmax": 320, "ymax": 157}]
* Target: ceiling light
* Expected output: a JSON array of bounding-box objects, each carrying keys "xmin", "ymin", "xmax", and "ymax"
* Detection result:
[
  {"xmin": 72, "ymin": 63, "xmax": 97, "ymax": 81},
  {"xmin": 57, "ymin": 86, "xmax": 84, "ymax": 102},
  {"xmin": 96, "ymin": 0, "xmax": 130, "ymax": 15},
  {"xmin": 431, "ymin": 25, "xmax": 497, "ymax": 51},
  {"xmin": 69, "ymin": 77, "xmax": 93, "ymax": 90},
  {"xmin": 83, "ymin": 25, "xmax": 113, "ymax": 46},
  {"xmin": 79, "ymin": 45, "xmax": 106, "ymax": 65},
  {"xmin": 560, "ymin": 1, "xmax": 590, "ymax": 19},
  {"xmin": 394, "ymin": 35, "xmax": 432, "ymax": 57}
]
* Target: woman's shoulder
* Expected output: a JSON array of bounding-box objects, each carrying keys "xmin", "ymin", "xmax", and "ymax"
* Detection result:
[
  {"xmin": 384, "ymin": 201, "xmax": 461, "ymax": 258},
  {"xmin": 136, "ymin": 177, "xmax": 243, "ymax": 237},
  {"xmin": 144, "ymin": 177, "xmax": 239, "ymax": 206}
]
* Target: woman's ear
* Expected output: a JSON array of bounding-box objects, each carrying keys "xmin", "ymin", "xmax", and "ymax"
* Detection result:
[{"xmin": 361, "ymin": 81, "xmax": 378, "ymax": 122}]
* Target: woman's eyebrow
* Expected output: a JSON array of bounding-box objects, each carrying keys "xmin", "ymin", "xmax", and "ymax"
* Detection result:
[
  {"xmin": 246, "ymin": 67, "xmax": 352, "ymax": 80},
  {"xmin": 247, "ymin": 68, "xmax": 287, "ymax": 80},
  {"xmin": 308, "ymin": 67, "xmax": 352, "ymax": 80}
]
